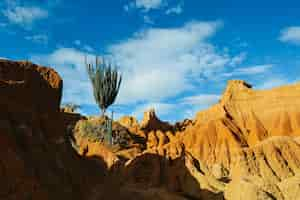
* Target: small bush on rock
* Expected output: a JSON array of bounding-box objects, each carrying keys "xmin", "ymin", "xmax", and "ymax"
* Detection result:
[
  {"xmin": 77, "ymin": 120, "xmax": 106, "ymax": 143},
  {"xmin": 76, "ymin": 118, "xmax": 131, "ymax": 148}
]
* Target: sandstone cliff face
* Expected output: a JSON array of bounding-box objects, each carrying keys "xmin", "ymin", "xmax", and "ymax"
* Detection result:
[
  {"xmin": 0, "ymin": 59, "xmax": 62, "ymax": 112},
  {"xmin": 112, "ymin": 80, "xmax": 300, "ymax": 200},
  {"xmin": 197, "ymin": 80, "xmax": 300, "ymax": 136},
  {"xmin": 0, "ymin": 60, "xmax": 107, "ymax": 200},
  {"xmin": 67, "ymin": 78, "xmax": 300, "ymax": 200},
  {"xmin": 225, "ymin": 136, "xmax": 300, "ymax": 200},
  {"xmin": 4, "ymin": 59, "xmax": 300, "ymax": 200},
  {"xmin": 183, "ymin": 80, "xmax": 300, "ymax": 169}
]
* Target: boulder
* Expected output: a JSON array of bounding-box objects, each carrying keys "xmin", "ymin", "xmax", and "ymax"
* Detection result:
[{"xmin": 0, "ymin": 59, "xmax": 62, "ymax": 112}]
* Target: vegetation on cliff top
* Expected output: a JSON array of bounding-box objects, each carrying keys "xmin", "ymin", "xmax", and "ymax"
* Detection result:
[{"xmin": 85, "ymin": 56, "xmax": 122, "ymax": 146}]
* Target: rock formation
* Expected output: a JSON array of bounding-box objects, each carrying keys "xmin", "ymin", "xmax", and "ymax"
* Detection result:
[
  {"xmin": 0, "ymin": 59, "xmax": 62, "ymax": 112},
  {"xmin": 140, "ymin": 108, "xmax": 174, "ymax": 132},
  {"xmin": 183, "ymin": 80, "xmax": 300, "ymax": 169},
  {"xmin": 3, "ymin": 59, "xmax": 300, "ymax": 200},
  {"xmin": 0, "ymin": 60, "xmax": 108, "ymax": 200}
]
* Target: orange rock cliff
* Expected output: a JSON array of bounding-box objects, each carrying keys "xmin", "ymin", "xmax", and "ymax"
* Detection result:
[{"xmin": 2, "ymin": 59, "xmax": 300, "ymax": 200}]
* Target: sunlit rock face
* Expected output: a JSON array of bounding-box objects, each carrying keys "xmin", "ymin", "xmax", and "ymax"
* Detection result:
[{"xmin": 183, "ymin": 80, "xmax": 300, "ymax": 169}]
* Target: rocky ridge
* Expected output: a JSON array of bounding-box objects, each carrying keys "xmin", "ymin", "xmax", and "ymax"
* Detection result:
[{"xmin": 2, "ymin": 59, "xmax": 300, "ymax": 200}]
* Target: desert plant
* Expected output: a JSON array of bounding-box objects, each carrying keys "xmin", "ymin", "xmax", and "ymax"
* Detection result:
[
  {"xmin": 77, "ymin": 120, "xmax": 106, "ymax": 142},
  {"xmin": 85, "ymin": 56, "xmax": 122, "ymax": 145},
  {"xmin": 76, "ymin": 119, "xmax": 130, "ymax": 148},
  {"xmin": 85, "ymin": 56, "xmax": 122, "ymax": 116},
  {"xmin": 106, "ymin": 111, "xmax": 113, "ymax": 145}
]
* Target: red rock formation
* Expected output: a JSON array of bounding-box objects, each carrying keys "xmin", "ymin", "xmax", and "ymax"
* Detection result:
[
  {"xmin": 0, "ymin": 59, "xmax": 62, "ymax": 112},
  {"xmin": 0, "ymin": 60, "xmax": 106, "ymax": 200},
  {"xmin": 181, "ymin": 80, "xmax": 300, "ymax": 169},
  {"xmin": 140, "ymin": 109, "xmax": 174, "ymax": 132},
  {"xmin": 5, "ymin": 58, "xmax": 300, "ymax": 200}
]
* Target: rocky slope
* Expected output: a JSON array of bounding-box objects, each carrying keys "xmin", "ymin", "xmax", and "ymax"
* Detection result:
[
  {"xmin": 183, "ymin": 80, "xmax": 300, "ymax": 169},
  {"xmin": 0, "ymin": 59, "xmax": 203, "ymax": 200},
  {"xmin": 0, "ymin": 60, "xmax": 112, "ymax": 200},
  {"xmin": 2, "ymin": 59, "xmax": 300, "ymax": 200},
  {"xmin": 110, "ymin": 80, "xmax": 300, "ymax": 199}
]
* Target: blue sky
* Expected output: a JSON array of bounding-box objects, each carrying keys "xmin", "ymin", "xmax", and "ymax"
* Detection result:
[{"xmin": 0, "ymin": 0, "xmax": 300, "ymax": 122}]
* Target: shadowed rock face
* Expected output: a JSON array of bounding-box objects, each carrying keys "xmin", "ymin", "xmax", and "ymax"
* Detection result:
[
  {"xmin": 0, "ymin": 60, "xmax": 201, "ymax": 200},
  {"xmin": 0, "ymin": 59, "xmax": 62, "ymax": 113},
  {"xmin": 0, "ymin": 60, "xmax": 107, "ymax": 200}
]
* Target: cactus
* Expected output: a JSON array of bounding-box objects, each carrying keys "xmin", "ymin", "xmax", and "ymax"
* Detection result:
[
  {"xmin": 85, "ymin": 56, "xmax": 122, "ymax": 117},
  {"xmin": 85, "ymin": 56, "xmax": 121, "ymax": 145},
  {"xmin": 107, "ymin": 111, "xmax": 113, "ymax": 145}
]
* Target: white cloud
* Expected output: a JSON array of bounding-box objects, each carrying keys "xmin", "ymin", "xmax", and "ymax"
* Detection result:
[
  {"xmin": 3, "ymin": 6, "xmax": 48, "ymax": 26},
  {"xmin": 108, "ymin": 21, "xmax": 243, "ymax": 104},
  {"xmin": 257, "ymin": 78, "xmax": 290, "ymax": 89},
  {"xmin": 135, "ymin": 0, "xmax": 164, "ymax": 11},
  {"xmin": 228, "ymin": 52, "xmax": 247, "ymax": 66},
  {"xmin": 30, "ymin": 21, "xmax": 248, "ymax": 122},
  {"xmin": 178, "ymin": 94, "xmax": 220, "ymax": 119},
  {"xmin": 124, "ymin": 0, "xmax": 164, "ymax": 12},
  {"xmin": 124, "ymin": 0, "xmax": 184, "ymax": 24},
  {"xmin": 221, "ymin": 64, "xmax": 273, "ymax": 77},
  {"xmin": 279, "ymin": 26, "xmax": 300, "ymax": 45},
  {"xmin": 181, "ymin": 94, "xmax": 220, "ymax": 106},
  {"xmin": 166, "ymin": 4, "xmax": 183, "ymax": 15},
  {"xmin": 31, "ymin": 48, "xmax": 95, "ymax": 106},
  {"xmin": 132, "ymin": 93, "xmax": 220, "ymax": 122},
  {"xmin": 74, "ymin": 40, "xmax": 95, "ymax": 52},
  {"xmin": 25, "ymin": 34, "xmax": 48, "ymax": 44},
  {"xmin": 125, "ymin": 0, "xmax": 183, "ymax": 14},
  {"xmin": 132, "ymin": 102, "xmax": 177, "ymax": 121},
  {"xmin": 236, "ymin": 64, "xmax": 273, "ymax": 74},
  {"xmin": 83, "ymin": 45, "xmax": 94, "ymax": 52}
]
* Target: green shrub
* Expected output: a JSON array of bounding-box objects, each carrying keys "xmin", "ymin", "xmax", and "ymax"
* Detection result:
[
  {"xmin": 77, "ymin": 120, "xmax": 106, "ymax": 143},
  {"xmin": 76, "ymin": 119, "xmax": 131, "ymax": 148}
]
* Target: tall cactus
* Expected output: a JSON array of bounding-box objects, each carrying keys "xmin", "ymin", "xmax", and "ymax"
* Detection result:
[
  {"xmin": 85, "ymin": 56, "xmax": 122, "ymax": 116},
  {"xmin": 85, "ymin": 56, "xmax": 122, "ymax": 145},
  {"xmin": 107, "ymin": 111, "xmax": 113, "ymax": 145}
]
